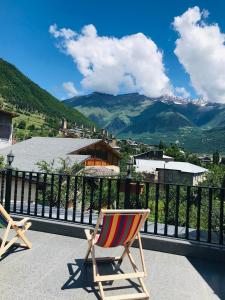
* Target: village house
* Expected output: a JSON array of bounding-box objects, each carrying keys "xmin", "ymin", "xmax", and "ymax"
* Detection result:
[
  {"xmin": 0, "ymin": 109, "xmax": 18, "ymax": 149},
  {"xmin": 133, "ymin": 149, "xmax": 174, "ymax": 163},
  {"xmin": 0, "ymin": 137, "xmax": 121, "ymax": 172},
  {"xmin": 0, "ymin": 137, "xmax": 121, "ymax": 202},
  {"xmin": 135, "ymin": 159, "xmax": 208, "ymax": 186}
]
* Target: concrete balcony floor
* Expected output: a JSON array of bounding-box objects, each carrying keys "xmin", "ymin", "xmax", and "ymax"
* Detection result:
[{"xmin": 0, "ymin": 230, "xmax": 225, "ymax": 300}]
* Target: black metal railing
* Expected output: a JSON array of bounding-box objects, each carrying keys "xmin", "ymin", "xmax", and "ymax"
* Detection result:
[{"xmin": 0, "ymin": 168, "xmax": 224, "ymax": 246}]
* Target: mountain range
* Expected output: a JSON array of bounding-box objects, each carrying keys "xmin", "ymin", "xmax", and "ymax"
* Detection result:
[
  {"xmin": 64, "ymin": 92, "xmax": 225, "ymax": 153},
  {"xmin": 1, "ymin": 58, "xmax": 225, "ymax": 153}
]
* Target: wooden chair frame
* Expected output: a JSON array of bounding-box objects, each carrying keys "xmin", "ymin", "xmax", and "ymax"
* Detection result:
[
  {"xmin": 84, "ymin": 209, "xmax": 150, "ymax": 300},
  {"xmin": 0, "ymin": 204, "xmax": 32, "ymax": 257}
]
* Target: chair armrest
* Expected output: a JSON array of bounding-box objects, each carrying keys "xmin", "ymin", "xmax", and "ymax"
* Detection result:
[
  {"xmin": 85, "ymin": 228, "xmax": 94, "ymax": 241},
  {"xmin": 14, "ymin": 217, "xmax": 30, "ymax": 227}
]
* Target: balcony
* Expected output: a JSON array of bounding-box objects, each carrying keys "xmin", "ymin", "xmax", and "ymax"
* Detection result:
[
  {"xmin": 1, "ymin": 229, "xmax": 225, "ymax": 300},
  {"xmin": 0, "ymin": 169, "xmax": 225, "ymax": 299}
]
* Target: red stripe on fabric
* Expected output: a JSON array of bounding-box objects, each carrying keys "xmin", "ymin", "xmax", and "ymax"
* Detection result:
[
  {"xmin": 121, "ymin": 215, "xmax": 135, "ymax": 244},
  {"xmin": 108, "ymin": 214, "xmax": 122, "ymax": 247},
  {"xmin": 114, "ymin": 215, "xmax": 129, "ymax": 246},
  {"xmin": 102, "ymin": 215, "xmax": 114, "ymax": 247}
]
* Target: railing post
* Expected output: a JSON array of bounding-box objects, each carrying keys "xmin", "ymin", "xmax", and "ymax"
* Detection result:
[
  {"xmin": 124, "ymin": 177, "xmax": 131, "ymax": 209},
  {"xmin": 5, "ymin": 168, "xmax": 12, "ymax": 213}
]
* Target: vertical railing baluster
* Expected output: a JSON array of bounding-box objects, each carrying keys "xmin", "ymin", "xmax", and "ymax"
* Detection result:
[
  {"xmin": 124, "ymin": 178, "xmax": 131, "ymax": 209},
  {"xmin": 185, "ymin": 186, "xmax": 191, "ymax": 240},
  {"xmin": 164, "ymin": 184, "xmax": 169, "ymax": 236},
  {"xmin": 107, "ymin": 178, "xmax": 111, "ymax": 209},
  {"xmin": 49, "ymin": 174, "xmax": 54, "ymax": 218},
  {"xmin": 135, "ymin": 181, "xmax": 140, "ymax": 208},
  {"xmin": 27, "ymin": 172, "xmax": 32, "ymax": 215},
  {"xmin": 42, "ymin": 173, "xmax": 47, "ymax": 217},
  {"xmin": 207, "ymin": 188, "xmax": 213, "ymax": 243},
  {"xmin": 13, "ymin": 170, "xmax": 18, "ymax": 212},
  {"xmin": 0, "ymin": 170, "xmax": 5, "ymax": 204},
  {"xmin": 20, "ymin": 172, "xmax": 25, "ymax": 214},
  {"xmin": 57, "ymin": 175, "xmax": 62, "ymax": 219},
  {"xmin": 65, "ymin": 175, "xmax": 70, "ymax": 221},
  {"xmin": 196, "ymin": 187, "xmax": 202, "ymax": 241},
  {"xmin": 174, "ymin": 185, "xmax": 180, "ymax": 238},
  {"xmin": 219, "ymin": 188, "xmax": 224, "ymax": 245},
  {"xmin": 81, "ymin": 177, "xmax": 86, "ymax": 223},
  {"xmin": 34, "ymin": 173, "xmax": 39, "ymax": 216},
  {"xmin": 89, "ymin": 178, "xmax": 94, "ymax": 225},
  {"xmin": 98, "ymin": 178, "xmax": 103, "ymax": 214},
  {"xmin": 144, "ymin": 182, "xmax": 150, "ymax": 233},
  {"xmin": 73, "ymin": 176, "xmax": 78, "ymax": 222},
  {"xmin": 116, "ymin": 179, "xmax": 120, "ymax": 209},
  {"xmin": 154, "ymin": 183, "xmax": 159, "ymax": 235}
]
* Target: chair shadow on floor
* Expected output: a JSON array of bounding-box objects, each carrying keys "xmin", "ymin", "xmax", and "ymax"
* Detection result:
[
  {"xmin": 61, "ymin": 258, "xmax": 142, "ymax": 299},
  {"xmin": 0, "ymin": 244, "xmax": 28, "ymax": 262}
]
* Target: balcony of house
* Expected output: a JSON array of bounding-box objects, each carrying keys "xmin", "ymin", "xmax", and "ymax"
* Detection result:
[{"xmin": 0, "ymin": 168, "xmax": 225, "ymax": 299}]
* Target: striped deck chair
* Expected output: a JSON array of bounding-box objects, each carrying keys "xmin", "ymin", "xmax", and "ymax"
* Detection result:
[
  {"xmin": 84, "ymin": 209, "xmax": 150, "ymax": 300},
  {"xmin": 0, "ymin": 204, "xmax": 32, "ymax": 258}
]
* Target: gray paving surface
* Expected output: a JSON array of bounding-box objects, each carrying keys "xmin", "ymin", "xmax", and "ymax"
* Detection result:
[{"xmin": 0, "ymin": 229, "xmax": 225, "ymax": 300}]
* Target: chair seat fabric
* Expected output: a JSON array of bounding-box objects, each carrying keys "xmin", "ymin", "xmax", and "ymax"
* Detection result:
[
  {"xmin": 0, "ymin": 213, "xmax": 8, "ymax": 227},
  {"xmin": 96, "ymin": 214, "xmax": 142, "ymax": 248}
]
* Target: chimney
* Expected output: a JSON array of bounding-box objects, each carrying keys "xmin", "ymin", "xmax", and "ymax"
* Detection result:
[
  {"xmin": 62, "ymin": 118, "xmax": 67, "ymax": 130},
  {"xmin": 111, "ymin": 138, "xmax": 117, "ymax": 147},
  {"xmin": 101, "ymin": 128, "xmax": 106, "ymax": 136}
]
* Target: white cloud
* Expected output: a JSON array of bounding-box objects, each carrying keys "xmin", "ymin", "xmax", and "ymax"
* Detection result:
[
  {"xmin": 50, "ymin": 24, "xmax": 172, "ymax": 97},
  {"xmin": 173, "ymin": 6, "xmax": 225, "ymax": 103},
  {"xmin": 175, "ymin": 87, "xmax": 190, "ymax": 98},
  {"xmin": 62, "ymin": 81, "xmax": 79, "ymax": 97}
]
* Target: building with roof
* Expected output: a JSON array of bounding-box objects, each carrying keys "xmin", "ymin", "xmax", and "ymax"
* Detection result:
[
  {"xmin": 0, "ymin": 137, "xmax": 121, "ymax": 173},
  {"xmin": 0, "ymin": 109, "xmax": 18, "ymax": 149},
  {"xmin": 133, "ymin": 149, "xmax": 174, "ymax": 163},
  {"xmin": 135, "ymin": 159, "xmax": 208, "ymax": 186}
]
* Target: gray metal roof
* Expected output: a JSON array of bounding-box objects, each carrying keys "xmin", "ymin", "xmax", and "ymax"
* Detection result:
[
  {"xmin": 135, "ymin": 159, "xmax": 208, "ymax": 174},
  {"xmin": 0, "ymin": 137, "xmax": 101, "ymax": 172}
]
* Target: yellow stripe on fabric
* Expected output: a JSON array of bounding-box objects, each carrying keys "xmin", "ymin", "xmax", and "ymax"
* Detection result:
[
  {"xmin": 123, "ymin": 215, "xmax": 141, "ymax": 245},
  {"xmin": 104, "ymin": 214, "xmax": 120, "ymax": 248}
]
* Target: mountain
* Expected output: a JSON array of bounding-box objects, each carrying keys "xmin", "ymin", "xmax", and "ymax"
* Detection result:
[
  {"xmin": 64, "ymin": 92, "xmax": 225, "ymax": 153},
  {"xmin": 0, "ymin": 59, "xmax": 94, "ymax": 128}
]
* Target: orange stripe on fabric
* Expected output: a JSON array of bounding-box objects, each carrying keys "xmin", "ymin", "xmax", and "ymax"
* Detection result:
[
  {"xmin": 108, "ymin": 214, "xmax": 123, "ymax": 247},
  {"xmin": 104, "ymin": 214, "xmax": 120, "ymax": 248},
  {"xmin": 123, "ymin": 215, "xmax": 141, "ymax": 245}
]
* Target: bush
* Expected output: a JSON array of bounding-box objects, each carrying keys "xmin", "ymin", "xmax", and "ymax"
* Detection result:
[
  {"xmin": 17, "ymin": 120, "xmax": 26, "ymax": 129},
  {"xmin": 27, "ymin": 124, "xmax": 35, "ymax": 130}
]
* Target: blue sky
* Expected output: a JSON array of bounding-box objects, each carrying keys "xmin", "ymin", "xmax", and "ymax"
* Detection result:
[{"xmin": 1, "ymin": 1, "xmax": 225, "ymax": 101}]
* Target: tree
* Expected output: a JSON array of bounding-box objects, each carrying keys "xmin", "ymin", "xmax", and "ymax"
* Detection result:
[
  {"xmin": 213, "ymin": 150, "xmax": 220, "ymax": 164},
  {"xmin": 27, "ymin": 124, "xmax": 35, "ymax": 130},
  {"xmin": 158, "ymin": 140, "xmax": 165, "ymax": 150},
  {"xmin": 17, "ymin": 120, "xmax": 26, "ymax": 129},
  {"xmin": 0, "ymin": 95, "xmax": 5, "ymax": 109}
]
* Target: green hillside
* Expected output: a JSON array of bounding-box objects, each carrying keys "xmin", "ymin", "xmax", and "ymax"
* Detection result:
[{"xmin": 0, "ymin": 59, "xmax": 94, "ymax": 133}]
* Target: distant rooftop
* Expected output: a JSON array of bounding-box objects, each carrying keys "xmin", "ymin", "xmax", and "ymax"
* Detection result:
[
  {"xmin": 135, "ymin": 159, "xmax": 208, "ymax": 174},
  {"xmin": 0, "ymin": 108, "xmax": 19, "ymax": 118},
  {"xmin": 0, "ymin": 137, "xmax": 101, "ymax": 172}
]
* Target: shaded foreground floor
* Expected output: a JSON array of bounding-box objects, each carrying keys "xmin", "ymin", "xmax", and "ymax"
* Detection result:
[{"xmin": 0, "ymin": 230, "xmax": 225, "ymax": 300}]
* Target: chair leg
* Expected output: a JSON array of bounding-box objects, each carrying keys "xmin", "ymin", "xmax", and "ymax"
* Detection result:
[
  {"xmin": 98, "ymin": 281, "xmax": 105, "ymax": 300},
  {"xmin": 84, "ymin": 243, "xmax": 92, "ymax": 262},
  {"xmin": 15, "ymin": 224, "xmax": 32, "ymax": 249}
]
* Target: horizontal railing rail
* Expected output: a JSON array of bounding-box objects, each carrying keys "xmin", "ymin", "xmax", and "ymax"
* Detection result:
[{"xmin": 0, "ymin": 168, "xmax": 224, "ymax": 246}]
